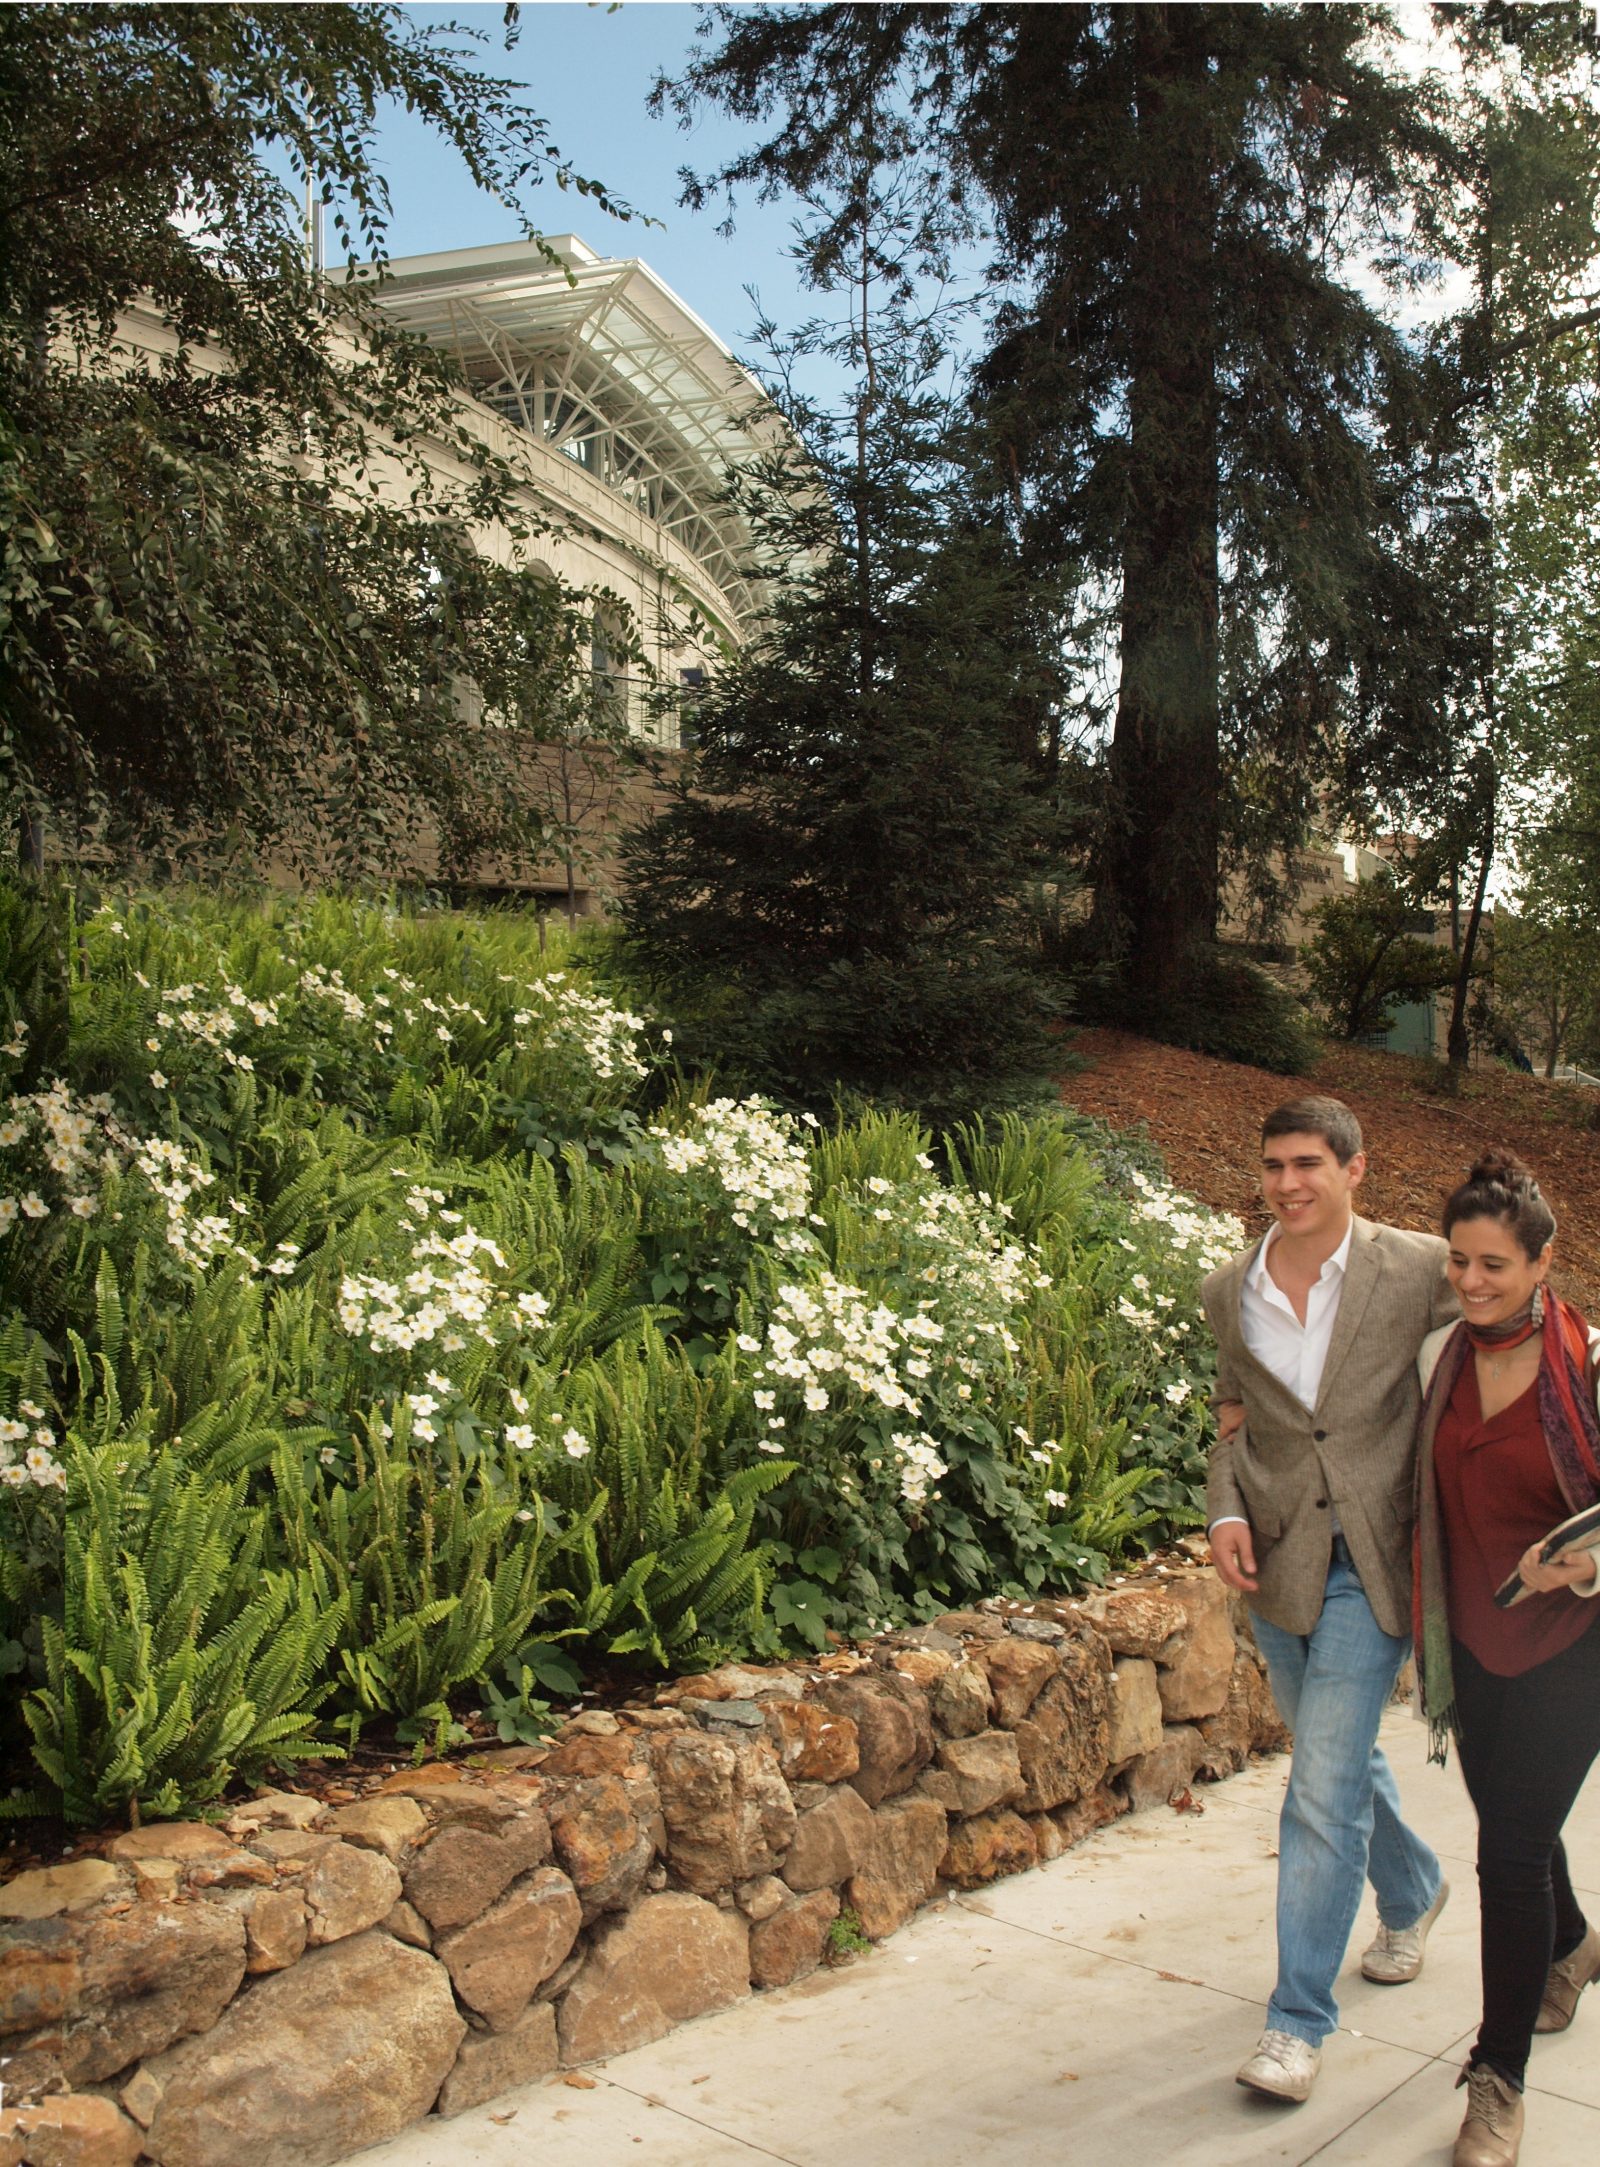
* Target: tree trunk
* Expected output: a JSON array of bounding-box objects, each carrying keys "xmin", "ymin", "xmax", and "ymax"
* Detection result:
[
  {"xmin": 1447, "ymin": 800, "xmax": 1494, "ymax": 1069},
  {"xmin": 1091, "ymin": 6, "xmax": 1220, "ymax": 1008}
]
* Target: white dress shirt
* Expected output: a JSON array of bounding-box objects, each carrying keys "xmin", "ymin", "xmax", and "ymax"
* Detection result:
[{"xmin": 1211, "ymin": 1220, "xmax": 1353, "ymax": 1533}]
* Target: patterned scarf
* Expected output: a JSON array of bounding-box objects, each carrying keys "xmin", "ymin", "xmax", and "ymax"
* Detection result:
[{"xmin": 1412, "ymin": 1291, "xmax": 1600, "ymax": 1764}]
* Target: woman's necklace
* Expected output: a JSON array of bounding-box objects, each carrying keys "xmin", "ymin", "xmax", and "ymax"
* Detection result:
[{"xmin": 1467, "ymin": 1302, "xmax": 1541, "ymax": 1379}]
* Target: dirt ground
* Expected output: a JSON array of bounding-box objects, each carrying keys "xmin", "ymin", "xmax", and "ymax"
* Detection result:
[{"xmin": 1062, "ymin": 1029, "xmax": 1600, "ymax": 1319}]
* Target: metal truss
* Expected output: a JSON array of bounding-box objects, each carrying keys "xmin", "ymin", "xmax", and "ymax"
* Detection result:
[{"xmin": 371, "ymin": 241, "xmax": 786, "ymax": 628}]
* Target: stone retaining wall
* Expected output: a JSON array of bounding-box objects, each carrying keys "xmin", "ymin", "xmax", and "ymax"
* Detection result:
[{"xmin": 0, "ymin": 1564, "xmax": 1288, "ymax": 2167}]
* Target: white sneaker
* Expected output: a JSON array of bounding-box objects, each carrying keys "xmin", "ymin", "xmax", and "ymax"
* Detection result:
[
  {"xmin": 1362, "ymin": 1879, "xmax": 1450, "ymax": 1984},
  {"xmin": 1235, "ymin": 2028, "xmax": 1322, "ymax": 2102}
]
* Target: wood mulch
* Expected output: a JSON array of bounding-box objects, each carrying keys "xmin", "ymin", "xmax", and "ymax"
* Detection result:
[{"xmin": 1062, "ymin": 1028, "xmax": 1600, "ymax": 1318}]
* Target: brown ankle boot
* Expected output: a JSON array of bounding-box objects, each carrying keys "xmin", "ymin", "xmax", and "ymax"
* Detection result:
[
  {"xmin": 1535, "ymin": 1920, "xmax": 1600, "ymax": 2033},
  {"xmin": 1452, "ymin": 2062, "xmax": 1523, "ymax": 2167}
]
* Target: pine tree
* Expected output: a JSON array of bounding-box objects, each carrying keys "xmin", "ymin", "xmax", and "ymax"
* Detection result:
[
  {"xmin": 620, "ymin": 181, "xmax": 1070, "ymax": 1121},
  {"xmin": 655, "ymin": 3, "xmax": 1468, "ymax": 1015}
]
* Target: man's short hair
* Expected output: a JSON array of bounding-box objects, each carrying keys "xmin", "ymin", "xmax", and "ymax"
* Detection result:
[{"xmin": 1260, "ymin": 1095, "xmax": 1363, "ymax": 1167}]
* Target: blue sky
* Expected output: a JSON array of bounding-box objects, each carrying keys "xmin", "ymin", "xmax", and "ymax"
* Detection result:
[{"xmin": 373, "ymin": 5, "xmax": 831, "ymax": 369}]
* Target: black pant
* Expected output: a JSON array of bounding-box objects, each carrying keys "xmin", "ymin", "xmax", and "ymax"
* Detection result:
[{"xmin": 1452, "ymin": 1621, "xmax": 1600, "ymax": 2086}]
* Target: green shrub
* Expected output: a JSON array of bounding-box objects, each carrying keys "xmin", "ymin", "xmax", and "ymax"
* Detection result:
[
  {"xmin": 1, "ymin": 881, "xmax": 1252, "ymax": 1818},
  {"xmin": 1142, "ymin": 946, "xmax": 1320, "ymax": 1074},
  {"xmin": 32, "ymin": 1436, "xmax": 343, "ymax": 1825}
]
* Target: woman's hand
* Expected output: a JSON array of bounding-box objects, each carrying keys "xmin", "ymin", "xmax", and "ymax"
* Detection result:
[
  {"xmin": 1517, "ymin": 1541, "xmax": 1600, "ymax": 1596},
  {"xmin": 1215, "ymin": 1400, "xmax": 1246, "ymax": 1442}
]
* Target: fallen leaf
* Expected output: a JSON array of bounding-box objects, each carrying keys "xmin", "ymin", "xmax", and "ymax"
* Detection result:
[
  {"xmin": 1157, "ymin": 1970, "xmax": 1200, "ymax": 1985},
  {"xmin": 1168, "ymin": 1787, "xmax": 1205, "ymax": 1815},
  {"xmin": 692, "ymin": 2075, "xmax": 711, "ymax": 2086},
  {"xmin": 563, "ymin": 2073, "xmax": 598, "ymax": 2090},
  {"xmin": 489, "ymin": 2111, "xmax": 518, "ymax": 2125}
]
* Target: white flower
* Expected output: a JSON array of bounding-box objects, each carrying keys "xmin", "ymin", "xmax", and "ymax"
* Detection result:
[
  {"xmin": 802, "ymin": 1384, "xmax": 830, "ymax": 1414},
  {"xmin": 562, "ymin": 1428, "xmax": 592, "ymax": 1460},
  {"xmin": 1045, "ymin": 1490, "xmax": 1069, "ymax": 1511},
  {"xmin": 753, "ymin": 1389, "xmax": 776, "ymax": 1411},
  {"xmin": 736, "ymin": 1333, "xmax": 761, "ymax": 1354},
  {"xmin": 19, "ymin": 1194, "xmax": 46, "ymax": 1219},
  {"xmin": 506, "ymin": 1425, "xmax": 536, "ymax": 1451}
]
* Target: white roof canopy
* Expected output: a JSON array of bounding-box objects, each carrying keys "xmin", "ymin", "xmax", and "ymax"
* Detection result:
[{"xmin": 362, "ymin": 238, "xmax": 783, "ymax": 624}]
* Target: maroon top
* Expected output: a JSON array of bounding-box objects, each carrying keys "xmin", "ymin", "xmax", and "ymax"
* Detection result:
[{"xmin": 1435, "ymin": 1357, "xmax": 1599, "ymax": 1675}]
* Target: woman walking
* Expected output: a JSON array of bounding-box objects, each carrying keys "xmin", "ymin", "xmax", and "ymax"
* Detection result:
[{"xmin": 1415, "ymin": 1152, "xmax": 1600, "ymax": 2167}]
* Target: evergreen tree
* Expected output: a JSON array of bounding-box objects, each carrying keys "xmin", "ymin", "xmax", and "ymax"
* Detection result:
[
  {"xmin": 620, "ymin": 181, "xmax": 1070, "ymax": 1121},
  {"xmin": 655, "ymin": 4, "xmax": 1469, "ymax": 1014}
]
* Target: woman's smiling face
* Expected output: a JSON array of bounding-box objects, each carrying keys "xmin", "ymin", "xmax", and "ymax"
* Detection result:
[{"xmin": 1446, "ymin": 1212, "xmax": 1552, "ymax": 1328}]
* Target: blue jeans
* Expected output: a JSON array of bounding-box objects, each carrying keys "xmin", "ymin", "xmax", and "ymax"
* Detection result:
[{"xmin": 1250, "ymin": 1538, "xmax": 1443, "ymax": 2045}]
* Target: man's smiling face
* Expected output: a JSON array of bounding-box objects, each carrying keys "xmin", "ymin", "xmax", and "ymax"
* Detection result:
[{"xmin": 1259, "ymin": 1129, "xmax": 1366, "ymax": 1246}]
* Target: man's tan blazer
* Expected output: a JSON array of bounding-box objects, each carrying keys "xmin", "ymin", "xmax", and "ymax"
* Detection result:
[{"xmin": 1202, "ymin": 1218, "xmax": 1456, "ymax": 1638}]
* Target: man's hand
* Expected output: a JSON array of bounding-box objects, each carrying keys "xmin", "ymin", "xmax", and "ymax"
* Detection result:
[
  {"xmin": 1516, "ymin": 1540, "xmax": 1599, "ymax": 1596},
  {"xmin": 1215, "ymin": 1400, "xmax": 1246, "ymax": 1443},
  {"xmin": 1208, "ymin": 1520, "xmax": 1259, "ymax": 1592}
]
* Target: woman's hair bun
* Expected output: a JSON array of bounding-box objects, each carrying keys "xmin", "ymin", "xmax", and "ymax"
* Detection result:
[
  {"xmin": 1465, "ymin": 1150, "xmax": 1536, "ymax": 1193},
  {"xmin": 1444, "ymin": 1147, "xmax": 1556, "ymax": 1257}
]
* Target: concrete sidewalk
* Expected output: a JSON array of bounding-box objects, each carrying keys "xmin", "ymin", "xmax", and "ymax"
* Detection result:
[{"xmin": 367, "ymin": 1705, "xmax": 1600, "ymax": 2166}]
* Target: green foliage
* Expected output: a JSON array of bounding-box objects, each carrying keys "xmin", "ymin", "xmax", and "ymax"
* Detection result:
[
  {"xmin": 3, "ymin": 883, "xmax": 1244, "ymax": 1817},
  {"xmin": 268, "ymin": 1417, "xmax": 555, "ymax": 1747},
  {"xmin": 551, "ymin": 1334, "xmax": 795, "ymax": 1666},
  {"xmin": 35, "ymin": 1437, "xmax": 343, "ymax": 1825},
  {"xmin": 0, "ymin": 5, "xmax": 636, "ymax": 873},
  {"xmin": 1302, "ymin": 875, "xmax": 1457, "ymax": 1041},
  {"xmin": 825, "ymin": 1907, "xmax": 872, "ymax": 1961},
  {"xmin": 619, "ymin": 177, "xmax": 1073, "ymax": 1128},
  {"xmin": 655, "ymin": 4, "xmax": 1484, "ymax": 1010},
  {"xmin": 1117, "ymin": 945, "xmax": 1321, "ymax": 1075}
]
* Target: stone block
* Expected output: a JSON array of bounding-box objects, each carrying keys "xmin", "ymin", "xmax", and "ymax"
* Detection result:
[
  {"xmin": 1010, "ymin": 1637, "xmax": 1112, "ymax": 1812},
  {"xmin": 302, "ymin": 1845, "xmax": 402, "ymax": 1947},
  {"xmin": 931, "ymin": 1661, "xmax": 993, "ymax": 1740},
  {"xmin": 1105, "ymin": 1657, "xmax": 1165, "ymax": 1767},
  {"xmin": 844, "ymin": 1795, "xmax": 948, "ymax": 1941},
  {"xmin": 547, "ymin": 1777, "xmax": 652, "ymax": 1923},
  {"xmin": 139, "ymin": 1931, "xmax": 463, "ymax": 2167},
  {"xmin": 0, "ymin": 2094, "xmax": 143, "ymax": 2166},
  {"xmin": 1050, "ymin": 1782, "xmax": 1130, "ymax": 1850},
  {"xmin": 401, "ymin": 1812, "xmax": 552, "ymax": 1933},
  {"xmin": 0, "ymin": 1863, "xmax": 126, "ymax": 1922},
  {"xmin": 734, "ymin": 1876, "xmax": 787, "ymax": 1922},
  {"xmin": 556, "ymin": 1894, "xmax": 749, "ymax": 2065},
  {"xmin": 940, "ymin": 1809, "xmax": 1039, "ymax": 1889},
  {"xmin": 435, "ymin": 1868, "xmax": 582, "ymax": 2033},
  {"xmin": 648, "ymin": 1731, "xmax": 796, "ymax": 1894},
  {"xmin": 0, "ymin": 1902, "xmax": 246, "ymax": 2087},
  {"xmin": 749, "ymin": 1891, "xmax": 839, "ymax": 1990},
  {"xmin": 780, "ymin": 1784, "xmax": 876, "ymax": 1894},
  {"xmin": 933, "ymin": 1730, "xmax": 1024, "ymax": 1817},
  {"xmin": 815, "ymin": 1675, "xmax": 933, "ymax": 1807},
  {"xmin": 972, "ymin": 1638, "xmax": 1060, "ymax": 1727},
  {"xmin": 1078, "ymin": 1585, "xmax": 1187, "ymax": 1659},
  {"xmin": 103, "ymin": 1825, "xmax": 235, "ymax": 1867},
  {"xmin": 1123, "ymin": 1725, "xmax": 1207, "ymax": 1813},
  {"xmin": 1154, "ymin": 1575, "xmax": 1237, "ymax": 1722},
  {"xmin": 764, "ymin": 1702, "xmax": 860, "ymax": 1785},
  {"xmin": 437, "ymin": 2002, "xmax": 558, "ymax": 2118},
  {"xmin": 321, "ymin": 1797, "xmax": 427, "ymax": 1863}
]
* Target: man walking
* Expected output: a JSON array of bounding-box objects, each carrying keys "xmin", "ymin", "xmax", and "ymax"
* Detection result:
[{"xmin": 1204, "ymin": 1095, "xmax": 1457, "ymax": 2102}]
